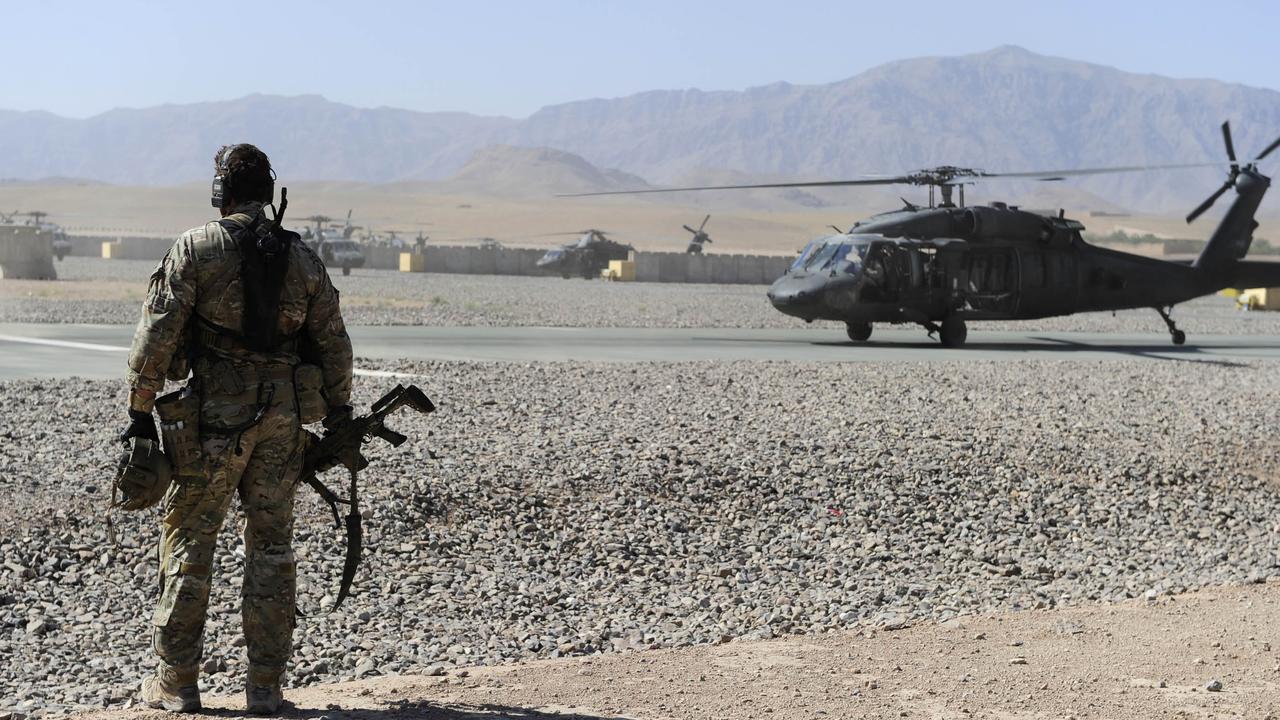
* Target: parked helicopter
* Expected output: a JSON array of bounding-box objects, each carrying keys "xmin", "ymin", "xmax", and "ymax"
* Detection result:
[
  {"xmin": 5, "ymin": 211, "xmax": 72, "ymax": 260},
  {"xmin": 684, "ymin": 215, "xmax": 713, "ymax": 254},
  {"xmin": 296, "ymin": 212, "xmax": 365, "ymax": 275},
  {"xmin": 566, "ymin": 123, "xmax": 1279, "ymax": 347},
  {"xmin": 535, "ymin": 229, "xmax": 633, "ymax": 279}
]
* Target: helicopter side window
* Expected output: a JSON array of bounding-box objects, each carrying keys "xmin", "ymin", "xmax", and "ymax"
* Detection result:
[
  {"xmin": 988, "ymin": 254, "xmax": 1008, "ymax": 292},
  {"xmin": 968, "ymin": 256, "xmax": 987, "ymax": 293},
  {"xmin": 907, "ymin": 249, "xmax": 924, "ymax": 288}
]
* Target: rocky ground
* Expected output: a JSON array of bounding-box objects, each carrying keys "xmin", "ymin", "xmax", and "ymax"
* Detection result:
[
  {"xmin": 4, "ymin": 257, "xmax": 1280, "ymax": 333},
  {"xmin": 3, "ymin": 359, "xmax": 1280, "ymax": 714},
  {"xmin": 67, "ymin": 581, "xmax": 1280, "ymax": 720}
]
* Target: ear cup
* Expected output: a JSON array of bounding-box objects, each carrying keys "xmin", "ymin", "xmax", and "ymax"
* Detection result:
[{"xmin": 211, "ymin": 175, "xmax": 226, "ymax": 208}]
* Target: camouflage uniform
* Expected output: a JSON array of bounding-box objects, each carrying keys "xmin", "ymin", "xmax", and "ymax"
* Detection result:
[{"xmin": 127, "ymin": 201, "xmax": 353, "ymax": 688}]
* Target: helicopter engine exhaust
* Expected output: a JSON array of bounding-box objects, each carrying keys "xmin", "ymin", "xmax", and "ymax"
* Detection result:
[{"xmin": 960, "ymin": 205, "xmax": 1055, "ymax": 244}]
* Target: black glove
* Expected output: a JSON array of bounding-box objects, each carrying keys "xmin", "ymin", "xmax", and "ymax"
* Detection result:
[
  {"xmin": 322, "ymin": 405, "xmax": 352, "ymax": 431},
  {"xmin": 120, "ymin": 409, "xmax": 158, "ymax": 444}
]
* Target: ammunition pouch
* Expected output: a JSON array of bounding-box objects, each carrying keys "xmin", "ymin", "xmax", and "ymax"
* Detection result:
[
  {"xmin": 293, "ymin": 364, "xmax": 327, "ymax": 424},
  {"xmin": 156, "ymin": 387, "xmax": 203, "ymax": 477},
  {"xmin": 113, "ymin": 437, "xmax": 172, "ymax": 511}
]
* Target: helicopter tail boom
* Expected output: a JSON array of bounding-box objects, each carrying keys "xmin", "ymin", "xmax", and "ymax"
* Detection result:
[
  {"xmin": 1193, "ymin": 169, "xmax": 1270, "ymax": 278},
  {"xmin": 1227, "ymin": 260, "xmax": 1280, "ymax": 290}
]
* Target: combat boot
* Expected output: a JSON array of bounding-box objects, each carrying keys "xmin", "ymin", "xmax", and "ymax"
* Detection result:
[
  {"xmin": 139, "ymin": 662, "xmax": 201, "ymax": 712},
  {"xmin": 246, "ymin": 666, "xmax": 284, "ymax": 714}
]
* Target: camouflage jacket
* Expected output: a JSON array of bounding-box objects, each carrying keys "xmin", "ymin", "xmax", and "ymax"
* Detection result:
[{"xmin": 127, "ymin": 202, "xmax": 353, "ymax": 409}]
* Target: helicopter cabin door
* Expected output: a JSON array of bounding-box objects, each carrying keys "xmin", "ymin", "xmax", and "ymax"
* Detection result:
[
  {"xmin": 963, "ymin": 247, "xmax": 1018, "ymax": 315},
  {"xmin": 1017, "ymin": 248, "xmax": 1077, "ymax": 318}
]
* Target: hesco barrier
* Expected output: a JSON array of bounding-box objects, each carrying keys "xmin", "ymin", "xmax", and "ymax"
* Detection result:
[
  {"xmin": 81, "ymin": 236, "xmax": 791, "ymax": 285},
  {"xmin": 0, "ymin": 225, "xmax": 57, "ymax": 279}
]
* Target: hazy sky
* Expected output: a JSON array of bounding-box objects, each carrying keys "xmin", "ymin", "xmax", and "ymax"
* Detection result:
[{"xmin": 3, "ymin": 0, "xmax": 1272, "ymax": 118}]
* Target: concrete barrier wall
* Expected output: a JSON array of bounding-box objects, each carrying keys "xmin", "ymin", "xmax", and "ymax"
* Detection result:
[
  {"xmin": 0, "ymin": 225, "xmax": 57, "ymax": 279},
  {"xmin": 101, "ymin": 236, "xmax": 175, "ymax": 261},
  {"xmin": 68, "ymin": 235, "xmax": 170, "ymax": 260},
  {"xmin": 76, "ymin": 234, "xmax": 789, "ymax": 285},
  {"xmin": 633, "ymin": 252, "xmax": 788, "ymax": 284},
  {"xmin": 363, "ymin": 246, "xmax": 402, "ymax": 270}
]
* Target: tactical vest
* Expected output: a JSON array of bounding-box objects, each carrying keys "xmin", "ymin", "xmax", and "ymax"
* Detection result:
[{"xmin": 187, "ymin": 213, "xmax": 299, "ymax": 363}]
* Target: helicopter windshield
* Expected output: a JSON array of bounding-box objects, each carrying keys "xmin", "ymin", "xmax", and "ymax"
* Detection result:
[
  {"xmin": 789, "ymin": 238, "xmax": 825, "ymax": 271},
  {"xmin": 789, "ymin": 236, "xmax": 872, "ymax": 274}
]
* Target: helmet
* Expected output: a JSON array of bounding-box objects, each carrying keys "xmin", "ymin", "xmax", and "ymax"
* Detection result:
[{"xmin": 113, "ymin": 437, "xmax": 172, "ymax": 511}]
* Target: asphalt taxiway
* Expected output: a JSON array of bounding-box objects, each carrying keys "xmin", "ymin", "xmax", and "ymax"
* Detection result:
[{"xmin": 0, "ymin": 323, "xmax": 1277, "ymax": 380}]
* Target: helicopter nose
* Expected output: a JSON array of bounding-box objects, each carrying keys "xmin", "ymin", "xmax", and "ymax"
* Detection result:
[{"xmin": 767, "ymin": 275, "xmax": 824, "ymax": 318}]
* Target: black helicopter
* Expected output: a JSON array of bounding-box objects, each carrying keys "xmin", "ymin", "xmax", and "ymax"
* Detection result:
[
  {"xmin": 535, "ymin": 229, "xmax": 634, "ymax": 279},
  {"xmin": 684, "ymin": 215, "xmax": 713, "ymax": 254},
  {"xmin": 566, "ymin": 123, "xmax": 1280, "ymax": 347}
]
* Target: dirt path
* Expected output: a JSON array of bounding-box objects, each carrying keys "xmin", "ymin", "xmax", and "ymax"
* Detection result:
[{"xmin": 67, "ymin": 580, "xmax": 1280, "ymax": 720}]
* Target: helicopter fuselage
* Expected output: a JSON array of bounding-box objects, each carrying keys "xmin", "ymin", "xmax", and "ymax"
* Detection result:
[
  {"xmin": 536, "ymin": 233, "xmax": 633, "ymax": 279},
  {"xmin": 767, "ymin": 189, "xmax": 1273, "ymax": 338}
]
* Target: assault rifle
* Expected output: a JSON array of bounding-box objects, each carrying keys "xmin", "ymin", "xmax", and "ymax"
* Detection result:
[{"xmin": 301, "ymin": 383, "xmax": 436, "ymax": 611}]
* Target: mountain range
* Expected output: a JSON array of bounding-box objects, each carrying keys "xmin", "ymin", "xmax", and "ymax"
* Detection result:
[{"xmin": 3, "ymin": 45, "xmax": 1280, "ymax": 212}]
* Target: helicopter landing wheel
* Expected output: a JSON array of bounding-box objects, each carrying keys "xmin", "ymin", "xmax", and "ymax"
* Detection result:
[
  {"xmin": 939, "ymin": 316, "xmax": 967, "ymax": 348},
  {"xmin": 846, "ymin": 322, "xmax": 873, "ymax": 342},
  {"xmin": 1155, "ymin": 306, "xmax": 1186, "ymax": 346}
]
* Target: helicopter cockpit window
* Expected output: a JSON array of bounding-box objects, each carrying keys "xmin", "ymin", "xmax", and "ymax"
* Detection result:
[
  {"xmin": 804, "ymin": 241, "xmax": 843, "ymax": 271},
  {"xmin": 790, "ymin": 238, "xmax": 825, "ymax": 271},
  {"xmin": 822, "ymin": 243, "xmax": 864, "ymax": 274}
]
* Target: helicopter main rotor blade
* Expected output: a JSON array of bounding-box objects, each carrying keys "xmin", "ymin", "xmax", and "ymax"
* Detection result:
[
  {"xmin": 980, "ymin": 162, "xmax": 1230, "ymax": 181},
  {"xmin": 559, "ymin": 161, "xmax": 1238, "ymax": 197},
  {"xmin": 531, "ymin": 230, "xmax": 615, "ymax": 238},
  {"xmin": 1186, "ymin": 180, "xmax": 1234, "ymax": 224},
  {"xmin": 1222, "ymin": 121, "xmax": 1238, "ymax": 169},
  {"xmin": 558, "ymin": 176, "xmax": 916, "ymax": 197}
]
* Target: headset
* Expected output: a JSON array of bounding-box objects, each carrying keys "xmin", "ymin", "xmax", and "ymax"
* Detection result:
[{"xmin": 212, "ymin": 144, "xmax": 276, "ymax": 209}]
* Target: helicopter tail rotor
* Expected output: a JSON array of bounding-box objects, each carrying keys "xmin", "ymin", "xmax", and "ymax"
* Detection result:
[{"xmin": 1186, "ymin": 122, "xmax": 1280, "ymax": 223}]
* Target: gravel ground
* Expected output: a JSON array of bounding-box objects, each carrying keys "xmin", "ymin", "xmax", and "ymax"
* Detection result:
[
  {"xmin": 3, "ymin": 359, "xmax": 1280, "ymax": 714},
  {"xmin": 6, "ymin": 257, "xmax": 1280, "ymax": 333}
]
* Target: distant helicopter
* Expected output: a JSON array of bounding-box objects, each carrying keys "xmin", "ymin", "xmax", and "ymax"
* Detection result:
[
  {"xmin": 566, "ymin": 123, "xmax": 1279, "ymax": 347},
  {"xmin": 296, "ymin": 212, "xmax": 365, "ymax": 275},
  {"xmin": 683, "ymin": 215, "xmax": 713, "ymax": 254},
  {"xmin": 535, "ymin": 229, "xmax": 633, "ymax": 279},
  {"xmin": 10, "ymin": 211, "xmax": 71, "ymax": 260}
]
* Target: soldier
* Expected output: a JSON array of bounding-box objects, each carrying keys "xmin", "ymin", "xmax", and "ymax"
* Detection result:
[{"xmin": 120, "ymin": 144, "xmax": 353, "ymax": 713}]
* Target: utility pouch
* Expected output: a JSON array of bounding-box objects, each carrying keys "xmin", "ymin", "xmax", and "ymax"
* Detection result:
[
  {"xmin": 294, "ymin": 364, "xmax": 327, "ymax": 424},
  {"xmin": 156, "ymin": 386, "xmax": 203, "ymax": 477}
]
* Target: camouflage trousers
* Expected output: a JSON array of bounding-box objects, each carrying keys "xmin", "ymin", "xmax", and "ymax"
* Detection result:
[{"xmin": 152, "ymin": 384, "xmax": 304, "ymax": 685}]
